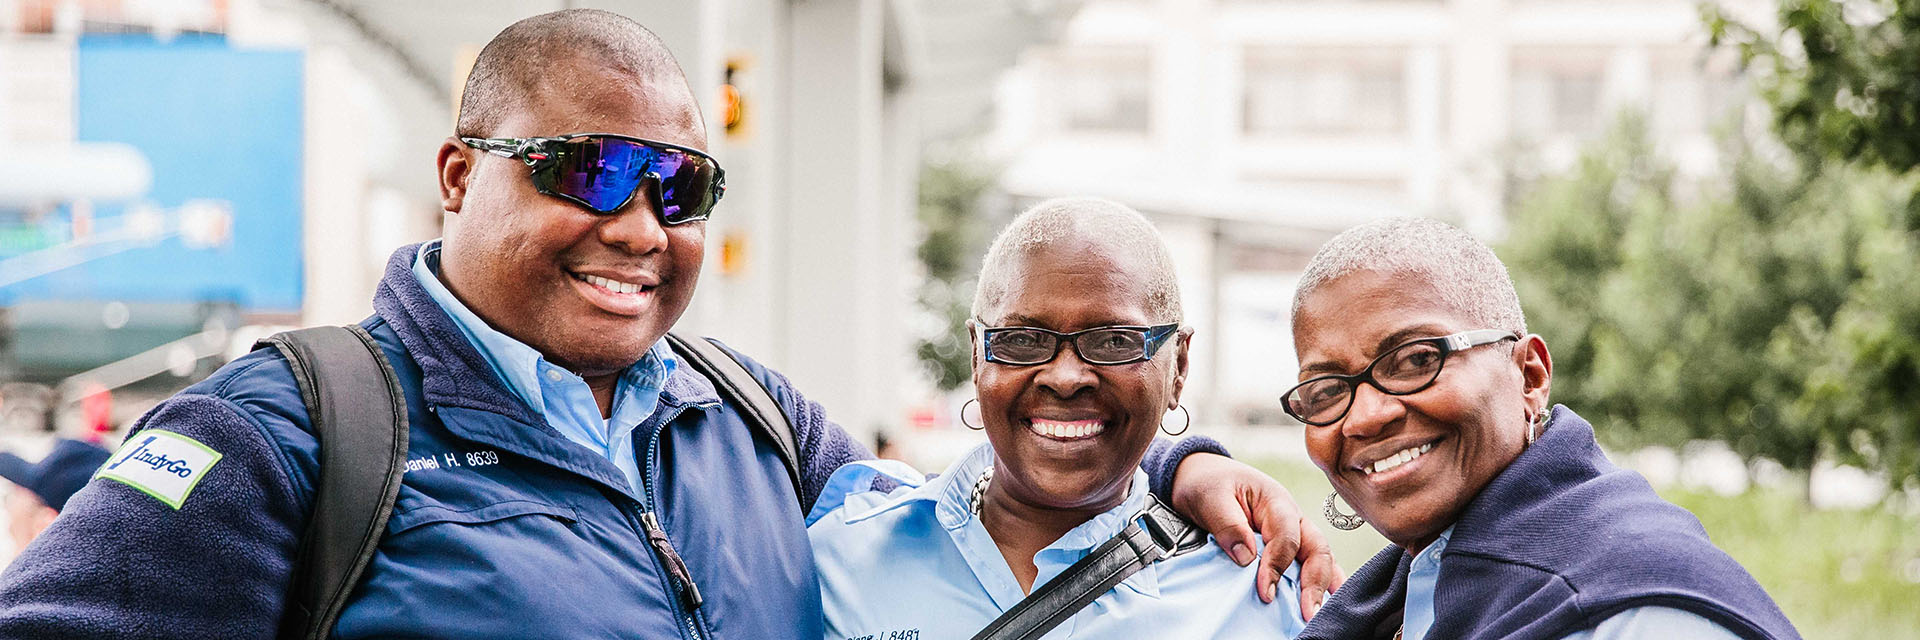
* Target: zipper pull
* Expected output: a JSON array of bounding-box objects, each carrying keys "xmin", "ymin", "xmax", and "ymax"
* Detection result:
[{"xmin": 639, "ymin": 511, "xmax": 705, "ymax": 610}]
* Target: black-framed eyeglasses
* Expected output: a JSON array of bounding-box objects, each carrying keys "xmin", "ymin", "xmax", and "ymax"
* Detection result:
[
  {"xmin": 461, "ymin": 132, "xmax": 726, "ymax": 224},
  {"xmin": 975, "ymin": 321, "xmax": 1180, "ymax": 366},
  {"xmin": 1281, "ymin": 329, "xmax": 1518, "ymax": 427}
]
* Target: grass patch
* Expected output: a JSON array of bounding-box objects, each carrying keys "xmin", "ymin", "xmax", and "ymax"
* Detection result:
[
  {"xmin": 1662, "ymin": 486, "xmax": 1920, "ymax": 639},
  {"xmin": 1251, "ymin": 458, "xmax": 1920, "ymax": 640}
]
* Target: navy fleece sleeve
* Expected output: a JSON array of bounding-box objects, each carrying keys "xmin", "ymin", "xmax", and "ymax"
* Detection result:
[
  {"xmin": 752, "ymin": 367, "xmax": 874, "ymax": 511},
  {"xmin": 704, "ymin": 340, "xmax": 873, "ymax": 511},
  {"xmin": 0, "ymin": 394, "xmax": 304, "ymax": 639},
  {"xmin": 1142, "ymin": 435, "xmax": 1229, "ymax": 505}
]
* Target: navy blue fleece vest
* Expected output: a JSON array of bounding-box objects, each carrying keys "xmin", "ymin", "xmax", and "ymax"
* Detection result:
[{"xmin": 1299, "ymin": 406, "xmax": 1800, "ymax": 640}]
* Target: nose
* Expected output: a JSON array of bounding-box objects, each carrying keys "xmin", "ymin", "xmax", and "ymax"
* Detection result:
[
  {"xmin": 1339, "ymin": 381, "xmax": 1403, "ymax": 440},
  {"xmin": 597, "ymin": 180, "xmax": 672, "ymax": 255},
  {"xmin": 1033, "ymin": 344, "xmax": 1098, "ymax": 399}
]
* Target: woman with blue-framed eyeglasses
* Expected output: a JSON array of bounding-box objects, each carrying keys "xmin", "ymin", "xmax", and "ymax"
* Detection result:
[
  {"xmin": 805, "ymin": 198, "xmax": 1314, "ymax": 640},
  {"xmin": 1286, "ymin": 217, "xmax": 1799, "ymax": 640}
]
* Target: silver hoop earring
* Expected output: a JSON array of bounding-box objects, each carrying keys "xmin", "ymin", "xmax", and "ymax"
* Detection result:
[
  {"xmin": 1160, "ymin": 405, "xmax": 1191, "ymax": 436},
  {"xmin": 1324, "ymin": 492, "xmax": 1364, "ymax": 531},
  {"xmin": 960, "ymin": 399, "xmax": 984, "ymax": 430},
  {"xmin": 1527, "ymin": 407, "xmax": 1549, "ymax": 445}
]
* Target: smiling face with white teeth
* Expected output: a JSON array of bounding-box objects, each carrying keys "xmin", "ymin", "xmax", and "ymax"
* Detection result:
[
  {"xmin": 970, "ymin": 237, "xmax": 1192, "ymax": 515},
  {"xmin": 1292, "ymin": 268, "xmax": 1553, "ymax": 554},
  {"xmin": 435, "ymin": 54, "xmax": 707, "ymax": 382}
]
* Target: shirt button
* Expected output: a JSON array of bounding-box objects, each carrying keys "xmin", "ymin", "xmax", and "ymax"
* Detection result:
[{"xmin": 545, "ymin": 369, "xmax": 564, "ymax": 382}]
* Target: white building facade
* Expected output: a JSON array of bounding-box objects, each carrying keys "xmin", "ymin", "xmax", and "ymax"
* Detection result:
[
  {"xmin": 2, "ymin": 0, "xmax": 1103, "ymax": 458},
  {"xmin": 986, "ymin": 0, "xmax": 1768, "ymax": 426}
]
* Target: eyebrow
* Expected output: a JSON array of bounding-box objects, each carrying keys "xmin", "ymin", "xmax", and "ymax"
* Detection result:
[
  {"xmin": 988, "ymin": 313, "xmax": 1145, "ymax": 329},
  {"xmin": 1374, "ymin": 325, "xmax": 1449, "ymax": 356},
  {"xmin": 1297, "ymin": 323, "xmax": 1451, "ymax": 378},
  {"xmin": 992, "ymin": 313, "xmax": 1046, "ymax": 327}
]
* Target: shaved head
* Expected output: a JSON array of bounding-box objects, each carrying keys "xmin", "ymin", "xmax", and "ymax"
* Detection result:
[
  {"xmin": 456, "ymin": 9, "xmax": 700, "ymax": 139},
  {"xmin": 433, "ymin": 9, "xmax": 711, "ymax": 384},
  {"xmin": 972, "ymin": 197, "xmax": 1183, "ymax": 323}
]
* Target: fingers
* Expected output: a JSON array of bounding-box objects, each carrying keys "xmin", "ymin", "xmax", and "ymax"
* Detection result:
[
  {"xmin": 1298, "ymin": 555, "xmax": 1343, "ymax": 620},
  {"xmin": 1210, "ymin": 520, "xmax": 1261, "ymax": 567},
  {"xmin": 1192, "ymin": 499, "xmax": 1268, "ymax": 599},
  {"xmin": 1170, "ymin": 453, "xmax": 1263, "ymax": 567},
  {"xmin": 1254, "ymin": 511, "xmax": 1301, "ymax": 604},
  {"xmin": 1300, "ymin": 584, "xmax": 1328, "ymax": 622},
  {"xmin": 1295, "ymin": 519, "xmax": 1346, "ymax": 620},
  {"xmin": 1241, "ymin": 476, "xmax": 1301, "ymax": 605},
  {"xmin": 1166, "ymin": 454, "xmax": 1326, "ymax": 608}
]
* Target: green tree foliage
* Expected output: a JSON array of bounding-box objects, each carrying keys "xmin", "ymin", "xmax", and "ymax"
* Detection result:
[
  {"xmin": 1706, "ymin": 0, "xmax": 1920, "ymax": 178},
  {"xmin": 1503, "ymin": 113, "xmax": 1920, "ymax": 489},
  {"xmin": 1701, "ymin": 0, "xmax": 1920, "ymax": 489},
  {"xmin": 914, "ymin": 159, "xmax": 997, "ymax": 391}
]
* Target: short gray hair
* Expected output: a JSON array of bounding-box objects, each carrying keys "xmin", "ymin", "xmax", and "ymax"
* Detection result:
[
  {"xmin": 1291, "ymin": 217, "xmax": 1526, "ymax": 334},
  {"xmin": 972, "ymin": 197, "xmax": 1182, "ymax": 323}
]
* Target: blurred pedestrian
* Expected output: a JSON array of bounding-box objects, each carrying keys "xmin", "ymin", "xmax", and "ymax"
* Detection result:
[
  {"xmin": 872, "ymin": 431, "xmax": 902, "ymax": 461},
  {"xmin": 0, "ymin": 438, "xmax": 111, "ymax": 555}
]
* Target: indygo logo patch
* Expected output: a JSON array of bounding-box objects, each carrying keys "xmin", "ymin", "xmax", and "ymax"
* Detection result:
[{"xmin": 96, "ymin": 430, "xmax": 224, "ymax": 510}]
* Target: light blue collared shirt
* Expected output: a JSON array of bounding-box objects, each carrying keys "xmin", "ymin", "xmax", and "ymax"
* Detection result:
[
  {"xmin": 805, "ymin": 443, "xmax": 1307, "ymax": 640},
  {"xmin": 412, "ymin": 241, "xmax": 676, "ymax": 496},
  {"xmin": 1402, "ymin": 527, "xmax": 1743, "ymax": 640},
  {"xmin": 1401, "ymin": 526, "xmax": 1450, "ymax": 640}
]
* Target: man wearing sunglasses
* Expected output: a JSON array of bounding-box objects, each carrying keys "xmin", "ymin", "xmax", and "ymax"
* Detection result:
[{"xmin": 0, "ymin": 9, "xmax": 1336, "ymax": 639}]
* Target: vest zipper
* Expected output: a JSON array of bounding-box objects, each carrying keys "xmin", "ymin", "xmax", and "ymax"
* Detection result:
[
  {"xmin": 640, "ymin": 511, "xmax": 705, "ymax": 609},
  {"xmin": 637, "ymin": 406, "xmax": 707, "ymax": 640}
]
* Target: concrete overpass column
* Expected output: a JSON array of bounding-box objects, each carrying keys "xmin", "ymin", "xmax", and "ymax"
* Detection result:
[
  {"xmin": 1448, "ymin": 0, "xmax": 1510, "ymax": 237},
  {"xmin": 779, "ymin": 0, "xmax": 902, "ymax": 443}
]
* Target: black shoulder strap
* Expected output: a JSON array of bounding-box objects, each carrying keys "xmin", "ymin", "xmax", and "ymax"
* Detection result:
[
  {"xmin": 663, "ymin": 332, "xmax": 802, "ymax": 505},
  {"xmin": 970, "ymin": 498, "xmax": 1210, "ymax": 640},
  {"xmin": 257, "ymin": 325, "xmax": 410, "ymax": 640}
]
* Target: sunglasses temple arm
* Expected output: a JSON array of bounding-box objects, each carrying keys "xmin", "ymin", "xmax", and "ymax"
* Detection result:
[{"xmin": 462, "ymin": 137, "xmax": 533, "ymax": 160}]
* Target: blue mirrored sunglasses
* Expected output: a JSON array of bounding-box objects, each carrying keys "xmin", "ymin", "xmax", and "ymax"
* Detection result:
[{"xmin": 461, "ymin": 133, "xmax": 726, "ymax": 224}]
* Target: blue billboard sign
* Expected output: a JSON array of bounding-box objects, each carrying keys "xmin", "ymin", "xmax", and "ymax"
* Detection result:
[{"xmin": 0, "ymin": 35, "xmax": 304, "ymax": 311}]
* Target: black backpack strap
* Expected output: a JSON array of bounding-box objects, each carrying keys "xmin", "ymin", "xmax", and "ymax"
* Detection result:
[
  {"xmin": 257, "ymin": 325, "xmax": 410, "ymax": 640},
  {"xmin": 663, "ymin": 332, "xmax": 802, "ymax": 504},
  {"xmin": 970, "ymin": 497, "xmax": 1209, "ymax": 640}
]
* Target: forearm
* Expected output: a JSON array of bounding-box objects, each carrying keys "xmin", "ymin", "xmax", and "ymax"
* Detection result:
[
  {"xmin": 1140, "ymin": 435, "xmax": 1229, "ymax": 504},
  {"xmin": 0, "ymin": 395, "xmax": 303, "ymax": 638}
]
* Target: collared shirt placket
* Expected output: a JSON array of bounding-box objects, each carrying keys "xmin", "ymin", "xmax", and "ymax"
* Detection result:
[{"xmin": 414, "ymin": 240, "xmax": 710, "ymax": 639}]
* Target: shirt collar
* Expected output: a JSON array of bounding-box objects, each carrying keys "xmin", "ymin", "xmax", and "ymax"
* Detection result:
[
  {"xmin": 840, "ymin": 443, "xmax": 1152, "ymax": 544},
  {"xmin": 615, "ymin": 342, "xmax": 678, "ymax": 408},
  {"xmin": 411, "ymin": 240, "xmax": 676, "ymax": 416},
  {"xmin": 913, "ymin": 443, "xmax": 1153, "ymax": 544},
  {"xmin": 836, "ymin": 442, "xmax": 1166, "ymax": 602},
  {"xmin": 1401, "ymin": 525, "xmax": 1455, "ymax": 640},
  {"xmin": 1412, "ymin": 525, "xmax": 1454, "ymax": 572},
  {"xmin": 832, "ymin": 442, "xmax": 979, "ymax": 527}
]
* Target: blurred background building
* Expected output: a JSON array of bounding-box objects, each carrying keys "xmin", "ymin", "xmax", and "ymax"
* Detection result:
[
  {"xmin": 4, "ymin": 0, "xmax": 1915, "ymax": 630},
  {"xmin": 0, "ymin": 0, "xmax": 1084, "ymax": 557},
  {"xmin": 979, "ymin": 0, "xmax": 1767, "ymax": 432},
  {"xmin": 0, "ymin": 0, "xmax": 1084, "ymax": 445},
  {"xmin": 0, "ymin": 0, "xmax": 1786, "ymax": 460}
]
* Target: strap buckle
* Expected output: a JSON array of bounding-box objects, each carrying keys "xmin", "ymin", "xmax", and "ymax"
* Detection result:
[{"xmin": 1134, "ymin": 499, "xmax": 1182, "ymax": 561}]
